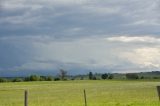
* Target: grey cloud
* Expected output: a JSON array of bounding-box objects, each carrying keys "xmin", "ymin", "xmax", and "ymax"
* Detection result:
[
  {"xmin": 1, "ymin": 0, "xmax": 160, "ymax": 38},
  {"xmin": 0, "ymin": 0, "xmax": 160, "ymax": 76},
  {"xmin": 0, "ymin": 37, "xmax": 160, "ymax": 77}
]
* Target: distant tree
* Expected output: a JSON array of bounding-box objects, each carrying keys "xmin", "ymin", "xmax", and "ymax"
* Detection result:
[
  {"xmin": 24, "ymin": 77, "xmax": 30, "ymax": 81},
  {"xmin": 59, "ymin": 69, "xmax": 67, "ymax": 80},
  {"xmin": 47, "ymin": 76, "xmax": 53, "ymax": 81},
  {"xmin": 93, "ymin": 76, "xmax": 97, "ymax": 80},
  {"xmin": 12, "ymin": 78, "xmax": 23, "ymax": 82},
  {"xmin": 71, "ymin": 77, "xmax": 75, "ymax": 80},
  {"xmin": 40, "ymin": 76, "xmax": 47, "ymax": 81},
  {"xmin": 0, "ymin": 78, "xmax": 7, "ymax": 82},
  {"xmin": 80, "ymin": 76, "xmax": 84, "ymax": 80},
  {"xmin": 29, "ymin": 75, "xmax": 40, "ymax": 81},
  {"xmin": 54, "ymin": 77, "xmax": 60, "ymax": 81},
  {"xmin": 108, "ymin": 74, "xmax": 114, "ymax": 79},
  {"xmin": 153, "ymin": 77, "xmax": 159, "ymax": 79},
  {"xmin": 140, "ymin": 76, "xmax": 144, "ymax": 79},
  {"xmin": 126, "ymin": 73, "xmax": 139, "ymax": 79},
  {"xmin": 89, "ymin": 72, "xmax": 93, "ymax": 80},
  {"xmin": 101, "ymin": 73, "xmax": 108, "ymax": 80}
]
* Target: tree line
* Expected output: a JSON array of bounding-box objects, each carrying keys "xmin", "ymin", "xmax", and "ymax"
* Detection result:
[
  {"xmin": 0, "ymin": 69, "xmax": 67, "ymax": 82},
  {"xmin": 88, "ymin": 72, "xmax": 114, "ymax": 80},
  {"xmin": 0, "ymin": 70, "xmax": 160, "ymax": 83}
]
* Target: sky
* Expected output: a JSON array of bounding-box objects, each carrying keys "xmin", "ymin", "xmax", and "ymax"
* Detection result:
[{"xmin": 0, "ymin": 0, "xmax": 160, "ymax": 76}]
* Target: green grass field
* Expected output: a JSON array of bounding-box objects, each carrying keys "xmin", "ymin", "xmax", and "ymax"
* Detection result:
[{"xmin": 0, "ymin": 80, "xmax": 160, "ymax": 106}]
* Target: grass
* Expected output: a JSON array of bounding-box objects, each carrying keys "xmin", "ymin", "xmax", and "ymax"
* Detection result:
[{"xmin": 0, "ymin": 80, "xmax": 160, "ymax": 106}]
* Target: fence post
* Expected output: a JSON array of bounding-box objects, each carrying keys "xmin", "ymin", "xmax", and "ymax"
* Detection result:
[
  {"xmin": 84, "ymin": 89, "xmax": 87, "ymax": 106},
  {"xmin": 157, "ymin": 86, "xmax": 160, "ymax": 101},
  {"xmin": 24, "ymin": 90, "xmax": 28, "ymax": 106}
]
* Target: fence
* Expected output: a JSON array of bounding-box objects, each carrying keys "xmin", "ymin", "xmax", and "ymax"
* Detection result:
[
  {"xmin": 18, "ymin": 87, "xmax": 160, "ymax": 106},
  {"xmin": 24, "ymin": 89, "xmax": 88, "ymax": 106}
]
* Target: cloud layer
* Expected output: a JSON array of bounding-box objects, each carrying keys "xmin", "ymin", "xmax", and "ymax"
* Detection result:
[
  {"xmin": 0, "ymin": 0, "xmax": 160, "ymax": 76},
  {"xmin": 1, "ymin": 0, "xmax": 160, "ymax": 37}
]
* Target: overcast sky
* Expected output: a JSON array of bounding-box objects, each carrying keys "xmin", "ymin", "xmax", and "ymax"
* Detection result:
[{"xmin": 0, "ymin": 0, "xmax": 160, "ymax": 76}]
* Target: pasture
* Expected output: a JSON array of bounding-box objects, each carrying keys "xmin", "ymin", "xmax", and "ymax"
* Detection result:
[{"xmin": 0, "ymin": 80, "xmax": 160, "ymax": 106}]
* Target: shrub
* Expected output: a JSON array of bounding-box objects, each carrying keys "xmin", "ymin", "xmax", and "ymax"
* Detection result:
[
  {"xmin": 29, "ymin": 75, "xmax": 40, "ymax": 81},
  {"xmin": 153, "ymin": 77, "xmax": 159, "ymax": 79},
  {"xmin": 0, "ymin": 78, "xmax": 7, "ymax": 83},
  {"xmin": 54, "ymin": 77, "xmax": 60, "ymax": 81},
  {"xmin": 126, "ymin": 73, "xmax": 139, "ymax": 79},
  {"xmin": 47, "ymin": 76, "xmax": 53, "ymax": 81},
  {"xmin": 108, "ymin": 74, "xmax": 114, "ymax": 79},
  {"xmin": 140, "ymin": 76, "xmax": 144, "ymax": 79},
  {"xmin": 12, "ymin": 78, "xmax": 23, "ymax": 82},
  {"xmin": 24, "ymin": 77, "xmax": 30, "ymax": 81},
  {"xmin": 39, "ymin": 76, "xmax": 47, "ymax": 81},
  {"xmin": 101, "ymin": 73, "xmax": 108, "ymax": 80},
  {"xmin": 92, "ymin": 76, "xmax": 97, "ymax": 80},
  {"xmin": 80, "ymin": 76, "xmax": 84, "ymax": 80},
  {"xmin": 71, "ymin": 78, "xmax": 75, "ymax": 80}
]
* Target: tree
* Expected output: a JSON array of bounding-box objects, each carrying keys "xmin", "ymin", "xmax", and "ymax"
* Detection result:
[
  {"xmin": 40, "ymin": 76, "xmax": 47, "ymax": 81},
  {"xmin": 140, "ymin": 76, "xmax": 144, "ymax": 79},
  {"xmin": 29, "ymin": 75, "xmax": 40, "ymax": 81},
  {"xmin": 108, "ymin": 74, "xmax": 114, "ymax": 79},
  {"xmin": 89, "ymin": 72, "xmax": 93, "ymax": 80},
  {"xmin": 80, "ymin": 76, "xmax": 84, "ymax": 80},
  {"xmin": 12, "ymin": 78, "xmax": 23, "ymax": 82},
  {"xmin": 59, "ymin": 69, "xmax": 67, "ymax": 80},
  {"xmin": 93, "ymin": 76, "xmax": 97, "ymax": 80},
  {"xmin": 47, "ymin": 76, "xmax": 53, "ymax": 81},
  {"xmin": 101, "ymin": 73, "xmax": 108, "ymax": 80},
  {"xmin": 0, "ymin": 78, "xmax": 7, "ymax": 83},
  {"xmin": 54, "ymin": 77, "xmax": 60, "ymax": 81},
  {"xmin": 126, "ymin": 73, "xmax": 139, "ymax": 79},
  {"xmin": 24, "ymin": 77, "xmax": 30, "ymax": 81}
]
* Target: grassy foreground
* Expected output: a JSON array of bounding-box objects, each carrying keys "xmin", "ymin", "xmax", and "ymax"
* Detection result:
[{"xmin": 0, "ymin": 80, "xmax": 160, "ymax": 106}]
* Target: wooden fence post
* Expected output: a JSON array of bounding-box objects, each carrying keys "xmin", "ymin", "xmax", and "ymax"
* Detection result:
[
  {"xmin": 84, "ymin": 89, "xmax": 87, "ymax": 106},
  {"xmin": 24, "ymin": 90, "xmax": 28, "ymax": 106},
  {"xmin": 157, "ymin": 86, "xmax": 160, "ymax": 101}
]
